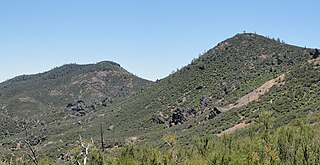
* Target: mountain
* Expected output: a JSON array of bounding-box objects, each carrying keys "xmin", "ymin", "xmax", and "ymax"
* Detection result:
[
  {"xmin": 80, "ymin": 33, "xmax": 317, "ymax": 146},
  {"xmin": 0, "ymin": 61, "xmax": 151, "ymax": 142},
  {"xmin": 0, "ymin": 33, "xmax": 319, "ymax": 161}
]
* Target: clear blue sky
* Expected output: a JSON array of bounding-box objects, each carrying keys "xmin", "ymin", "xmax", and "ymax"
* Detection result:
[{"xmin": 0, "ymin": 0, "xmax": 319, "ymax": 82}]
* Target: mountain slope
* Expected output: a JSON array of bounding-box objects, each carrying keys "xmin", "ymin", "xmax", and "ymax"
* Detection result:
[
  {"xmin": 90, "ymin": 33, "xmax": 317, "ymax": 141},
  {"xmin": 1, "ymin": 33, "xmax": 319, "ymax": 158},
  {"xmin": 0, "ymin": 61, "xmax": 151, "ymax": 140}
]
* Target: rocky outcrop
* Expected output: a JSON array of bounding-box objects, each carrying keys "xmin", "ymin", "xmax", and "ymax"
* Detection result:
[
  {"xmin": 169, "ymin": 108, "xmax": 198, "ymax": 126},
  {"xmin": 65, "ymin": 100, "xmax": 95, "ymax": 116},
  {"xmin": 151, "ymin": 112, "xmax": 169, "ymax": 125},
  {"xmin": 200, "ymin": 96, "xmax": 211, "ymax": 109},
  {"xmin": 100, "ymin": 97, "xmax": 111, "ymax": 107},
  {"xmin": 206, "ymin": 107, "xmax": 221, "ymax": 120},
  {"xmin": 309, "ymin": 49, "xmax": 319, "ymax": 59},
  {"xmin": 170, "ymin": 108, "xmax": 187, "ymax": 126},
  {"xmin": 185, "ymin": 108, "xmax": 197, "ymax": 117},
  {"xmin": 152, "ymin": 116, "xmax": 165, "ymax": 124}
]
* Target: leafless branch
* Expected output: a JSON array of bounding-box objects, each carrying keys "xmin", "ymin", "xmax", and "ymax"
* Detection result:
[
  {"xmin": 24, "ymin": 140, "xmax": 39, "ymax": 165},
  {"xmin": 78, "ymin": 135, "xmax": 94, "ymax": 165}
]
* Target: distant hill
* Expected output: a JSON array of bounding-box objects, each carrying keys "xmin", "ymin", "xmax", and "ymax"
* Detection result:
[
  {"xmin": 0, "ymin": 33, "xmax": 319, "ymax": 158},
  {"xmin": 0, "ymin": 61, "xmax": 151, "ymax": 141}
]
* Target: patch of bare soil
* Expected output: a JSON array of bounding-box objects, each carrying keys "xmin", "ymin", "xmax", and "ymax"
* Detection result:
[
  {"xmin": 216, "ymin": 42, "xmax": 229, "ymax": 51},
  {"xmin": 214, "ymin": 74, "xmax": 285, "ymax": 136},
  {"xmin": 105, "ymin": 145, "xmax": 120, "ymax": 153},
  {"xmin": 125, "ymin": 136, "xmax": 140, "ymax": 144},
  {"xmin": 217, "ymin": 121, "xmax": 251, "ymax": 137},
  {"xmin": 260, "ymin": 53, "xmax": 268, "ymax": 60},
  {"xmin": 308, "ymin": 57, "xmax": 320, "ymax": 68},
  {"xmin": 311, "ymin": 122, "xmax": 320, "ymax": 126},
  {"xmin": 49, "ymin": 89, "xmax": 63, "ymax": 96},
  {"xmin": 219, "ymin": 74, "xmax": 285, "ymax": 112},
  {"xmin": 18, "ymin": 97, "xmax": 35, "ymax": 103}
]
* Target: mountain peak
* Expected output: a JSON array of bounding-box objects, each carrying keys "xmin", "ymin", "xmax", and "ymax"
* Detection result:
[
  {"xmin": 201, "ymin": 32, "xmax": 306, "ymax": 63},
  {"xmin": 96, "ymin": 60, "xmax": 121, "ymax": 67},
  {"xmin": 221, "ymin": 33, "xmax": 279, "ymax": 46}
]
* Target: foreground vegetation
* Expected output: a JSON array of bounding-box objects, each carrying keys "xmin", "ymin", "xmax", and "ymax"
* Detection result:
[{"xmin": 2, "ymin": 113, "xmax": 320, "ymax": 165}]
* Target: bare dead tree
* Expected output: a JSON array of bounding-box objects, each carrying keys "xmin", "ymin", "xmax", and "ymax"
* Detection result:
[
  {"xmin": 23, "ymin": 125, "xmax": 39, "ymax": 165},
  {"xmin": 77, "ymin": 135, "xmax": 93, "ymax": 165},
  {"xmin": 24, "ymin": 140, "xmax": 39, "ymax": 165},
  {"xmin": 100, "ymin": 122, "xmax": 104, "ymax": 150}
]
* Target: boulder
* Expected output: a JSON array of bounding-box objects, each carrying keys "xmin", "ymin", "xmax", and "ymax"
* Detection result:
[
  {"xmin": 200, "ymin": 96, "xmax": 211, "ymax": 108},
  {"xmin": 66, "ymin": 103, "xmax": 75, "ymax": 108},
  {"xmin": 75, "ymin": 121, "xmax": 82, "ymax": 125},
  {"xmin": 76, "ymin": 99, "xmax": 85, "ymax": 104},
  {"xmin": 66, "ymin": 100, "xmax": 95, "ymax": 116},
  {"xmin": 108, "ymin": 125, "xmax": 115, "ymax": 130},
  {"xmin": 152, "ymin": 116, "xmax": 165, "ymax": 124},
  {"xmin": 310, "ymin": 49, "xmax": 319, "ymax": 59},
  {"xmin": 185, "ymin": 108, "xmax": 197, "ymax": 117},
  {"xmin": 195, "ymin": 85, "xmax": 203, "ymax": 90},
  {"xmin": 170, "ymin": 108, "xmax": 187, "ymax": 126},
  {"xmin": 101, "ymin": 97, "xmax": 110, "ymax": 107},
  {"xmin": 206, "ymin": 107, "xmax": 221, "ymax": 120}
]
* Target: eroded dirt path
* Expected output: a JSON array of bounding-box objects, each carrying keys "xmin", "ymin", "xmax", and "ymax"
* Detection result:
[
  {"xmin": 219, "ymin": 74, "xmax": 285, "ymax": 112},
  {"xmin": 215, "ymin": 74, "xmax": 285, "ymax": 136}
]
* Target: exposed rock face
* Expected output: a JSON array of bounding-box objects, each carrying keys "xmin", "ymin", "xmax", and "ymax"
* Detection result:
[
  {"xmin": 98, "ymin": 97, "xmax": 113, "ymax": 107},
  {"xmin": 206, "ymin": 107, "xmax": 221, "ymax": 120},
  {"xmin": 169, "ymin": 108, "xmax": 198, "ymax": 126},
  {"xmin": 200, "ymin": 96, "xmax": 211, "ymax": 109},
  {"xmin": 309, "ymin": 49, "xmax": 319, "ymax": 59},
  {"xmin": 184, "ymin": 108, "xmax": 197, "ymax": 117},
  {"xmin": 152, "ymin": 116, "xmax": 165, "ymax": 124},
  {"xmin": 65, "ymin": 100, "xmax": 95, "ymax": 116},
  {"xmin": 170, "ymin": 108, "xmax": 187, "ymax": 126},
  {"xmin": 152, "ymin": 112, "xmax": 168, "ymax": 124}
]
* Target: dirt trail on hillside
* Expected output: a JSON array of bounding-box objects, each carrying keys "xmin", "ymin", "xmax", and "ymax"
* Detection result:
[
  {"xmin": 215, "ymin": 74, "xmax": 285, "ymax": 136},
  {"xmin": 218, "ymin": 74, "xmax": 285, "ymax": 112}
]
